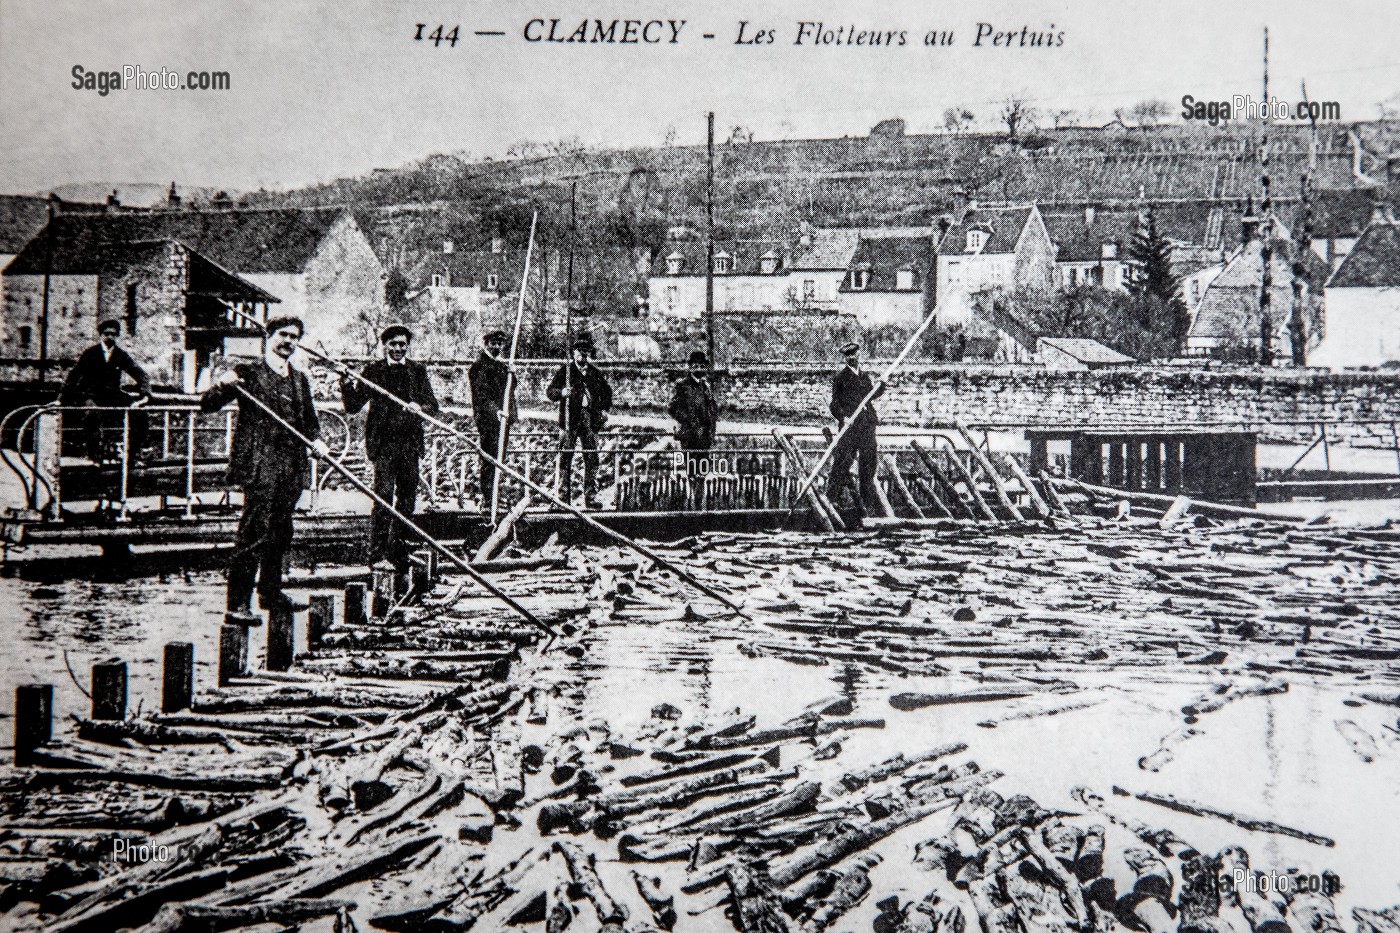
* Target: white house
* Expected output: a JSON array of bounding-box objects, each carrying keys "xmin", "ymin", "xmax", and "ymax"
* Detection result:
[
  {"xmin": 934, "ymin": 205, "xmax": 1056, "ymax": 325},
  {"xmin": 648, "ymin": 240, "xmax": 790, "ymax": 318},
  {"xmin": 1313, "ymin": 216, "xmax": 1400, "ymax": 368}
]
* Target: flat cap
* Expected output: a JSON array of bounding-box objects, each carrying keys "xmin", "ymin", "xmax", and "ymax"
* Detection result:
[
  {"xmin": 687, "ymin": 349, "xmax": 709, "ymax": 366},
  {"xmin": 380, "ymin": 324, "xmax": 412, "ymax": 344},
  {"xmin": 264, "ymin": 315, "xmax": 305, "ymax": 337},
  {"xmin": 839, "ymin": 341, "xmax": 861, "ymax": 355},
  {"xmin": 483, "ymin": 329, "xmax": 508, "ymax": 343},
  {"xmin": 96, "ymin": 319, "xmax": 121, "ymax": 335}
]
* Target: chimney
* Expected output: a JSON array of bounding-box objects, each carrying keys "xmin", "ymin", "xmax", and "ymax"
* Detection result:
[
  {"xmin": 443, "ymin": 238, "xmax": 454, "ymax": 254},
  {"xmin": 166, "ymin": 182, "xmax": 181, "ymax": 209},
  {"xmin": 952, "ymin": 187, "xmax": 972, "ymax": 222},
  {"xmin": 491, "ymin": 236, "xmax": 504, "ymax": 254},
  {"xmin": 1084, "ymin": 205, "xmax": 1096, "ymax": 226},
  {"xmin": 798, "ymin": 220, "xmax": 813, "ymax": 248},
  {"xmin": 1241, "ymin": 197, "xmax": 1259, "ymax": 242},
  {"xmin": 1370, "ymin": 198, "xmax": 1391, "ymax": 228}
]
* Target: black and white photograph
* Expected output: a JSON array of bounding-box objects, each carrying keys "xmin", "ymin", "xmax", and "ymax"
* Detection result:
[{"xmin": 1, "ymin": 1, "xmax": 1398, "ymax": 930}]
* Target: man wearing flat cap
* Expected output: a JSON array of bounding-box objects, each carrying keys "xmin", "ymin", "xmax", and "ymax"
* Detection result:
[
  {"xmin": 469, "ymin": 329, "xmax": 514, "ymax": 506},
  {"xmin": 827, "ymin": 341, "xmax": 884, "ymax": 517},
  {"xmin": 669, "ymin": 349, "xmax": 719, "ymax": 475},
  {"xmin": 202, "ymin": 316, "xmax": 329, "ymax": 623},
  {"xmin": 341, "ymin": 324, "xmax": 440, "ymax": 571},
  {"xmin": 60, "ymin": 318, "xmax": 151, "ymax": 463},
  {"xmin": 547, "ymin": 338, "xmax": 612, "ymax": 509}
]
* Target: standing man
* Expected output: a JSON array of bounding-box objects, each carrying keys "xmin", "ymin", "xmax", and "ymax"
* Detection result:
[
  {"xmin": 201, "ymin": 316, "xmax": 328, "ymax": 623},
  {"xmin": 60, "ymin": 318, "xmax": 151, "ymax": 463},
  {"xmin": 547, "ymin": 338, "xmax": 612, "ymax": 509},
  {"xmin": 340, "ymin": 324, "xmax": 440, "ymax": 571},
  {"xmin": 468, "ymin": 329, "xmax": 513, "ymax": 508},
  {"xmin": 669, "ymin": 349, "xmax": 719, "ymax": 475},
  {"xmin": 826, "ymin": 341, "xmax": 884, "ymax": 517}
]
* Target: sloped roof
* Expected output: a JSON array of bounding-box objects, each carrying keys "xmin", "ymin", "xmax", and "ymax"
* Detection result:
[
  {"xmin": 0, "ymin": 195, "xmax": 106, "ymax": 254},
  {"xmin": 788, "ymin": 229, "xmax": 861, "ymax": 270},
  {"xmin": 1042, "ymin": 210, "xmax": 1138, "ymax": 262},
  {"xmin": 650, "ymin": 240, "xmax": 788, "ymax": 276},
  {"xmin": 1189, "ymin": 236, "xmax": 1329, "ymax": 338},
  {"xmin": 4, "ymin": 206, "xmax": 353, "ymax": 276},
  {"xmin": 1039, "ymin": 337, "xmax": 1134, "ymax": 364},
  {"xmin": 1327, "ymin": 222, "xmax": 1400, "ymax": 288},
  {"xmin": 1301, "ymin": 188, "xmax": 1379, "ymax": 240},
  {"xmin": 937, "ymin": 206, "xmax": 1034, "ymax": 256},
  {"xmin": 839, "ymin": 235, "xmax": 933, "ymax": 293}
]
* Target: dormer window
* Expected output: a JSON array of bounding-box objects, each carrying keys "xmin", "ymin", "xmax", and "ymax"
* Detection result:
[
  {"xmin": 486, "ymin": 273, "xmax": 499, "ymax": 291},
  {"xmin": 443, "ymin": 239, "xmax": 454, "ymax": 254},
  {"xmin": 1102, "ymin": 242, "xmax": 1118, "ymax": 259},
  {"xmin": 965, "ymin": 229, "xmax": 987, "ymax": 252},
  {"xmin": 665, "ymin": 253, "xmax": 684, "ymax": 275},
  {"xmin": 431, "ymin": 273, "xmax": 444, "ymax": 287},
  {"xmin": 895, "ymin": 269, "xmax": 914, "ymax": 290},
  {"xmin": 851, "ymin": 268, "xmax": 870, "ymax": 290},
  {"xmin": 714, "ymin": 251, "xmax": 732, "ymax": 274},
  {"xmin": 759, "ymin": 251, "xmax": 781, "ymax": 275}
]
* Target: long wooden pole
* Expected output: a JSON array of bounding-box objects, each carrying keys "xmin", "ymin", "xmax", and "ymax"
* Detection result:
[
  {"xmin": 308, "ymin": 347, "xmax": 749, "ymax": 617},
  {"xmin": 228, "ymin": 385, "xmax": 553, "ymax": 635},
  {"xmin": 492, "ymin": 211, "xmax": 538, "ymax": 524},
  {"xmin": 791, "ymin": 301, "xmax": 943, "ymax": 508}
]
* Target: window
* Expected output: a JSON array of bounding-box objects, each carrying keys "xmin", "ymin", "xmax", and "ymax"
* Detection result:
[
  {"xmin": 1067, "ymin": 267, "xmax": 1079, "ymax": 286},
  {"xmin": 895, "ymin": 269, "xmax": 914, "ymax": 290},
  {"xmin": 665, "ymin": 286, "xmax": 678, "ymax": 310},
  {"xmin": 486, "ymin": 273, "xmax": 499, "ymax": 291},
  {"xmin": 714, "ymin": 253, "xmax": 731, "ymax": 274},
  {"xmin": 431, "ymin": 273, "xmax": 443, "ymax": 287},
  {"xmin": 741, "ymin": 285, "xmax": 755, "ymax": 308},
  {"xmin": 1102, "ymin": 242, "xmax": 1118, "ymax": 259},
  {"xmin": 17, "ymin": 325, "xmax": 31, "ymax": 350},
  {"xmin": 802, "ymin": 279, "xmax": 816, "ymax": 301},
  {"xmin": 760, "ymin": 255, "xmax": 779, "ymax": 275},
  {"xmin": 1190, "ymin": 280, "xmax": 1201, "ymax": 304},
  {"xmin": 851, "ymin": 269, "xmax": 870, "ymax": 290},
  {"xmin": 966, "ymin": 230, "xmax": 985, "ymax": 252},
  {"xmin": 666, "ymin": 256, "xmax": 683, "ymax": 275},
  {"xmin": 125, "ymin": 283, "xmax": 138, "ymax": 336},
  {"xmin": 946, "ymin": 260, "xmax": 962, "ymax": 286}
]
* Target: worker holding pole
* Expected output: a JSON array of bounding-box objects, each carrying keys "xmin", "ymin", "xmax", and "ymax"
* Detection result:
[
  {"xmin": 469, "ymin": 329, "xmax": 513, "ymax": 511},
  {"xmin": 201, "ymin": 316, "xmax": 328, "ymax": 625}
]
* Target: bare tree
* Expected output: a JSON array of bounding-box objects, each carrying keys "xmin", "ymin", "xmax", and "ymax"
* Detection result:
[
  {"xmin": 1130, "ymin": 99, "xmax": 1172, "ymax": 127},
  {"xmin": 943, "ymin": 107, "xmax": 975, "ymax": 133},
  {"xmin": 1051, "ymin": 108, "xmax": 1080, "ymax": 129},
  {"xmin": 1000, "ymin": 96, "xmax": 1038, "ymax": 139}
]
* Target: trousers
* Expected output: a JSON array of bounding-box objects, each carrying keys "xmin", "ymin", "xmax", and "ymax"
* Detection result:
[
  {"xmin": 477, "ymin": 416, "xmax": 509, "ymax": 506},
  {"xmin": 370, "ymin": 453, "xmax": 421, "ymax": 569},
  {"xmin": 228, "ymin": 480, "xmax": 301, "ymax": 611},
  {"xmin": 559, "ymin": 422, "xmax": 599, "ymax": 499},
  {"xmin": 827, "ymin": 421, "xmax": 879, "ymax": 515}
]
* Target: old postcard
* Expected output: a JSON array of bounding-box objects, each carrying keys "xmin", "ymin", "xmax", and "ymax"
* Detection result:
[{"xmin": 0, "ymin": 1, "xmax": 1397, "ymax": 931}]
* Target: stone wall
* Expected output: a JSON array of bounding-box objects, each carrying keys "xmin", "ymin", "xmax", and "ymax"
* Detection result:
[{"xmin": 342, "ymin": 361, "xmax": 1400, "ymax": 445}]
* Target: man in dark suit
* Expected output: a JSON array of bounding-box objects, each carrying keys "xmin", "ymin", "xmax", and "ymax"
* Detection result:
[
  {"xmin": 827, "ymin": 341, "xmax": 884, "ymax": 517},
  {"xmin": 341, "ymin": 324, "xmax": 440, "ymax": 570},
  {"xmin": 669, "ymin": 349, "xmax": 719, "ymax": 475},
  {"xmin": 60, "ymin": 319, "xmax": 151, "ymax": 463},
  {"xmin": 201, "ymin": 316, "xmax": 328, "ymax": 623},
  {"xmin": 547, "ymin": 338, "xmax": 612, "ymax": 509},
  {"xmin": 468, "ymin": 329, "xmax": 512, "ymax": 507}
]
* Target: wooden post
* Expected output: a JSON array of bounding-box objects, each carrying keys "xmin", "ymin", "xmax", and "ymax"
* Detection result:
[
  {"xmin": 1000, "ymin": 453, "xmax": 1050, "ymax": 519},
  {"xmin": 909, "ymin": 440, "xmax": 972, "ymax": 519},
  {"xmin": 344, "ymin": 582, "xmax": 368, "ymax": 627},
  {"xmin": 219, "ymin": 624, "xmax": 248, "ymax": 686},
  {"xmin": 15, "ymin": 684, "xmax": 52, "ymax": 764},
  {"xmin": 91, "ymin": 660, "xmax": 127, "ymax": 721},
  {"xmin": 1126, "ymin": 439, "xmax": 1144, "ymax": 491},
  {"xmin": 881, "ymin": 454, "xmax": 925, "ymax": 519},
  {"xmin": 954, "ymin": 423, "xmax": 1024, "ymax": 521},
  {"xmin": 267, "ymin": 606, "xmax": 295, "ymax": 672},
  {"xmin": 1108, "ymin": 441, "xmax": 1125, "ymax": 487},
  {"xmin": 923, "ymin": 439, "xmax": 997, "ymax": 522},
  {"xmin": 773, "ymin": 431, "xmax": 837, "ymax": 533},
  {"xmin": 1145, "ymin": 438, "xmax": 1163, "ymax": 492},
  {"xmin": 371, "ymin": 562, "xmax": 396, "ymax": 619},
  {"xmin": 308, "ymin": 594, "xmax": 334, "ymax": 651},
  {"xmin": 162, "ymin": 642, "xmax": 194, "ymax": 713}
]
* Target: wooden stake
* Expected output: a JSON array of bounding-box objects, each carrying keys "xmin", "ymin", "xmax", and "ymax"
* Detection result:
[
  {"xmin": 161, "ymin": 643, "xmax": 194, "ymax": 713},
  {"xmin": 308, "ymin": 594, "xmax": 334, "ymax": 651},
  {"xmin": 91, "ymin": 660, "xmax": 127, "ymax": 721},
  {"xmin": 955, "ymin": 422, "xmax": 1024, "ymax": 520},
  {"xmin": 15, "ymin": 684, "xmax": 52, "ymax": 764},
  {"xmin": 267, "ymin": 606, "xmax": 295, "ymax": 672},
  {"xmin": 219, "ymin": 625, "xmax": 248, "ymax": 687},
  {"xmin": 881, "ymin": 454, "xmax": 925, "ymax": 519},
  {"xmin": 371, "ymin": 562, "xmax": 396, "ymax": 619},
  {"xmin": 1000, "ymin": 453, "xmax": 1050, "ymax": 519},
  {"xmin": 344, "ymin": 582, "xmax": 368, "ymax": 627}
]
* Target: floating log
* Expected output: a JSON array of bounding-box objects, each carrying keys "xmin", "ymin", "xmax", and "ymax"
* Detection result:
[
  {"xmin": 704, "ymin": 717, "xmax": 885, "ymax": 751},
  {"xmin": 1049, "ymin": 477, "xmax": 1306, "ymax": 525},
  {"xmin": 769, "ymin": 797, "xmax": 956, "ymax": 888},
  {"xmin": 836, "ymin": 742, "xmax": 968, "ymax": 794},
  {"xmin": 475, "ymin": 493, "xmax": 533, "ymax": 563},
  {"xmin": 555, "ymin": 840, "xmax": 628, "ymax": 928},
  {"xmin": 633, "ymin": 871, "xmax": 678, "ymax": 931},
  {"xmin": 725, "ymin": 863, "xmax": 793, "ymax": 933},
  {"xmin": 890, "ymin": 690, "xmax": 1032, "ymax": 712},
  {"xmin": 1126, "ymin": 788, "xmax": 1335, "ymax": 847},
  {"xmin": 143, "ymin": 897, "xmax": 356, "ymax": 933}
]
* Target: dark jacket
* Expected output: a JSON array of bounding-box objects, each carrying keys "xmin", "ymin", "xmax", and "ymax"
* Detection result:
[
  {"xmin": 341, "ymin": 359, "xmax": 439, "ymax": 461},
  {"xmin": 60, "ymin": 343, "xmax": 150, "ymax": 406},
  {"xmin": 468, "ymin": 352, "xmax": 514, "ymax": 424},
  {"xmin": 546, "ymin": 363, "xmax": 612, "ymax": 432},
  {"xmin": 669, "ymin": 375, "xmax": 719, "ymax": 446},
  {"xmin": 830, "ymin": 365, "xmax": 883, "ymax": 431},
  {"xmin": 201, "ymin": 360, "xmax": 321, "ymax": 490}
]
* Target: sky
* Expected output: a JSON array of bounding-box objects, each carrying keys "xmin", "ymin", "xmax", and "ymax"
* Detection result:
[{"xmin": 0, "ymin": 0, "xmax": 1397, "ymax": 195}]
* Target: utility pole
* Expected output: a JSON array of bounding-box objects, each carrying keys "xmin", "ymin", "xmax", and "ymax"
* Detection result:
[
  {"xmin": 38, "ymin": 194, "xmax": 55, "ymax": 386},
  {"xmin": 1289, "ymin": 79, "xmax": 1320, "ymax": 366},
  {"xmin": 1258, "ymin": 26, "xmax": 1274, "ymax": 366},
  {"xmin": 705, "ymin": 111, "xmax": 716, "ymax": 366}
]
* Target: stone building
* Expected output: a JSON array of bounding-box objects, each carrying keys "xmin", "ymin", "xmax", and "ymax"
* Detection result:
[
  {"xmin": 1314, "ymin": 214, "xmax": 1400, "ymax": 368},
  {"xmin": 934, "ymin": 205, "xmax": 1056, "ymax": 325}
]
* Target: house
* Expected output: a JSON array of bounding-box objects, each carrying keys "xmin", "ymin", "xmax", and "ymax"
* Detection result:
[
  {"xmin": 1302, "ymin": 188, "xmax": 1381, "ymax": 269},
  {"xmin": 648, "ymin": 239, "xmax": 789, "ymax": 319},
  {"xmin": 837, "ymin": 233, "xmax": 935, "ymax": 328},
  {"xmin": 1185, "ymin": 213, "xmax": 1330, "ymax": 358},
  {"xmin": 2, "ymin": 205, "xmax": 384, "ymax": 364},
  {"xmin": 786, "ymin": 227, "xmax": 862, "ymax": 311},
  {"xmin": 1043, "ymin": 207, "xmax": 1138, "ymax": 292},
  {"xmin": 934, "ymin": 205, "xmax": 1056, "ymax": 325},
  {"xmin": 1038, "ymin": 337, "xmax": 1134, "ymax": 370},
  {"xmin": 1313, "ymin": 215, "xmax": 1400, "ymax": 368}
]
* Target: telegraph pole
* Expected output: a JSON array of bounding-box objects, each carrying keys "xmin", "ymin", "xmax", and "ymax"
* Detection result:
[
  {"xmin": 1258, "ymin": 26, "xmax": 1274, "ymax": 366},
  {"xmin": 705, "ymin": 111, "xmax": 716, "ymax": 365}
]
